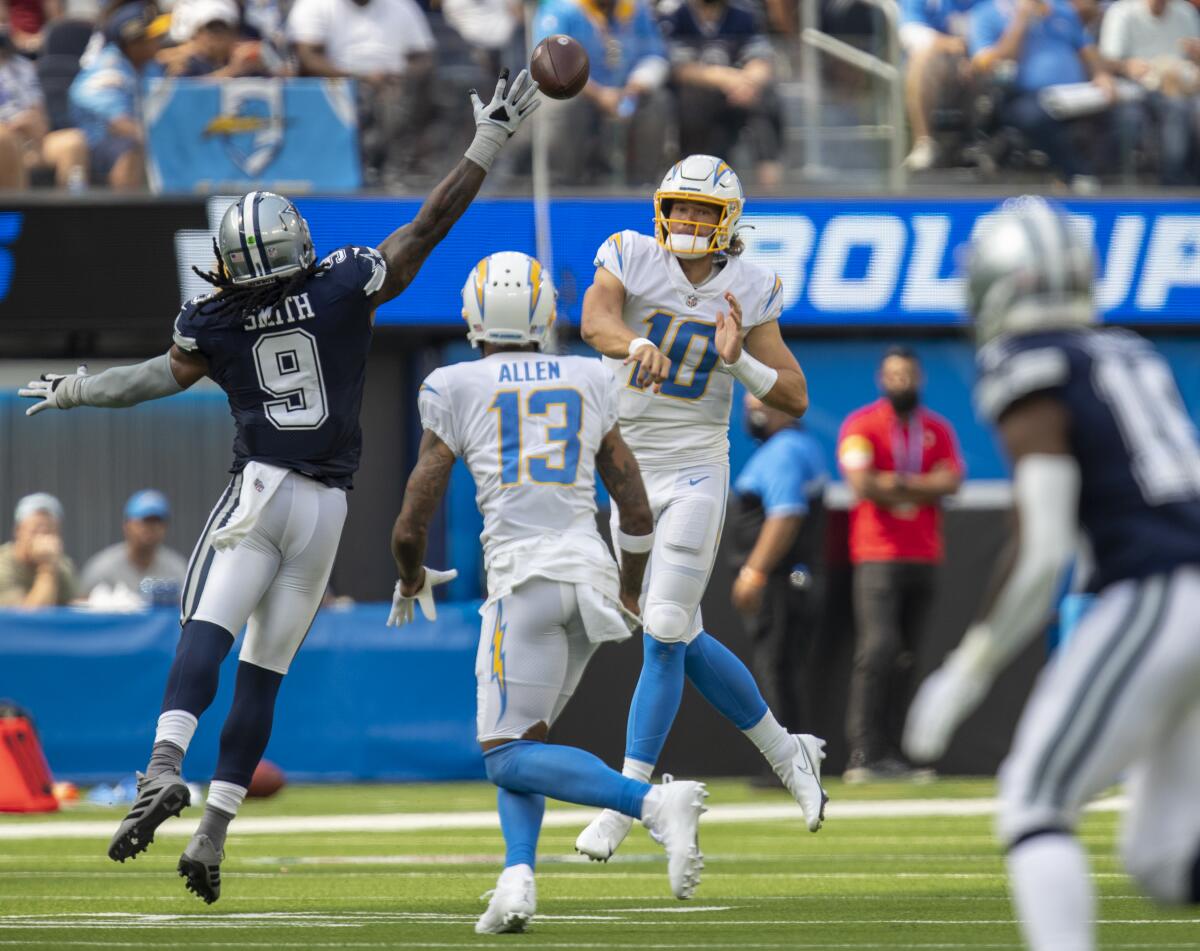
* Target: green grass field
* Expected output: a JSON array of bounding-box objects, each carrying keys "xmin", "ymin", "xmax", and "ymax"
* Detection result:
[{"xmin": 2, "ymin": 779, "xmax": 1197, "ymax": 949}]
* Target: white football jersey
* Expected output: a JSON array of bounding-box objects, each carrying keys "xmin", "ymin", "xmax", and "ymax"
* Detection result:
[
  {"xmin": 418, "ymin": 351, "xmax": 620, "ymax": 585},
  {"xmin": 595, "ymin": 230, "xmax": 784, "ymax": 469}
]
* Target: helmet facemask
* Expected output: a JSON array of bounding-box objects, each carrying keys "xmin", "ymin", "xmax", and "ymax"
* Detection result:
[{"xmin": 654, "ymin": 194, "xmax": 737, "ymax": 259}]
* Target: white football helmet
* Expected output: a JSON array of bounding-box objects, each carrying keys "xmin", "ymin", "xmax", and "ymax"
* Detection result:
[
  {"xmin": 461, "ymin": 251, "xmax": 556, "ymax": 348},
  {"xmin": 653, "ymin": 154, "xmax": 745, "ymax": 259}
]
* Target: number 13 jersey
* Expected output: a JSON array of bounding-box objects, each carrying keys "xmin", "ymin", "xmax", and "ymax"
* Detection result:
[
  {"xmin": 595, "ymin": 230, "xmax": 784, "ymax": 470},
  {"xmin": 172, "ymin": 245, "xmax": 387, "ymax": 489}
]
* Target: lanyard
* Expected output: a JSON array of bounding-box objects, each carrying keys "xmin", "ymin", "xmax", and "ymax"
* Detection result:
[{"xmin": 891, "ymin": 414, "xmax": 924, "ymax": 475}]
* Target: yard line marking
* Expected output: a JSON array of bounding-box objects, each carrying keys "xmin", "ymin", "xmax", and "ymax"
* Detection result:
[{"xmin": 0, "ymin": 797, "xmax": 1128, "ymax": 841}]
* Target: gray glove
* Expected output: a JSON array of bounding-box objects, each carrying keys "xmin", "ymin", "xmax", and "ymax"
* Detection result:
[
  {"xmin": 464, "ymin": 68, "xmax": 541, "ymax": 171},
  {"xmin": 18, "ymin": 366, "xmax": 87, "ymax": 416}
]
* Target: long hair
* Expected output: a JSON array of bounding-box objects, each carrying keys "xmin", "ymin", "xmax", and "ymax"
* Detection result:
[{"xmin": 191, "ymin": 238, "xmax": 326, "ymax": 322}]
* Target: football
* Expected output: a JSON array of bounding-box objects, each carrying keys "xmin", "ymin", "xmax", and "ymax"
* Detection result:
[
  {"xmin": 247, "ymin": 759, "xmax": 286, "ymax": 798},
  {"xmin": 529, "ymin": 34, "xmax": 589, "ymax": 100}
]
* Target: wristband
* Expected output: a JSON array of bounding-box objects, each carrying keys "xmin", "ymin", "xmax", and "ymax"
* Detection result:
[
  {"xmin": 627, "ymin": 337, "xmax": 654, "ymax": 359},
  {"xmin": 616, "ymin": 527, "xmax": 654, "ymax": 553},
  {"xmin": 464, "ymin": 123, "xmax": 507, "ymax": 172},
  {"xmin": 723, "ymin": 350, "xmax": 779, "ymax": 399},
  {"xmin": 738, "ymin": 565, "xmax": 768, "ymax": 587}
]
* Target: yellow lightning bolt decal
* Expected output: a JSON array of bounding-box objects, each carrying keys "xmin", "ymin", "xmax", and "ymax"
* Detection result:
[{"xmin": 490, "ymin": 601, "xmax": 508, "ymax": 719}]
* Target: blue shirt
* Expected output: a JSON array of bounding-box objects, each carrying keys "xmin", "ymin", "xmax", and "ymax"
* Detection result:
[
  {"xmin": 734, "ymin": 427, "xmax": 829, "ymax": 517},
  {"xmin": 172, "ymin": 244, "xmax": 387, "ymax": 489},
  {"xmin": 535, "ymin": 0, "xmax": 667, "ymax": 88},
  {"xmin": 69, "ymin": 44, "xmax": 164, "ymax": 147},
  {"xmin": 902, "ymin": 0, "xmax": 977, "ymax": 33},
  {"xmin": 969, "ymin": 0, "xmax": 1089, "ymax": 91}
]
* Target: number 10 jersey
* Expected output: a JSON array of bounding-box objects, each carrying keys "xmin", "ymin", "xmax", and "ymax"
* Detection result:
[
  {"xmin": 595, "ymin": 230, "xmax": 785, "ymax": 470},
  {"xmin": 172, "ymin": 245, "xmax": 387, "ymax": 489}
]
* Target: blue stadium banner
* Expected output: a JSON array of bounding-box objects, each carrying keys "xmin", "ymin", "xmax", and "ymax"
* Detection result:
[
  {"xmin": 144, "ymin": 78, "xmax": 361, "ymax": 194},
  {"xmin": 253, "ymin": 197, "xmax": 1199, "ymax": 327}
]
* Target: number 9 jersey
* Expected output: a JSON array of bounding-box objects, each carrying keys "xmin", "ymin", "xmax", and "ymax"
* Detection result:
[
  {"xmin": 595, "ymin": 230, "xmax": 784, "ymax": 470},
  {"xmin": 171, "ymin": 245, "xmax": 387, "ymax": 489}
]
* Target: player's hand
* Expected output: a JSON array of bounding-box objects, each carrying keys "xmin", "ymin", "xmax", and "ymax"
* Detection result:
[
  {"xmin": 624, "ymin": 342, "xmax": 672, "ymax": 391},
  {"xmin": 618, "ymin": 591, "xmax": 643, "ymax": 633},
  {"xmin": 388, "ymin": 567, "xmax": 459, "ymax": 627},
  {"xmin": 715, "ymin": 292, "xmax": 744, "ymax": 364},
  {"xmin": 902, "ymin": 652, "xmax": 992, "ymax": 764},
  {"xmin": 731, "ymin": 567, "xmax": 766, "ymax": 615},
  {"xmin": 19, "ymin": 365, "xmax": 87, "ymax": 416},
  {"xmin": 28, "ymin": 533, "xmax": 63, "ymax": 567},
  {"xmin": 470, "ymin": 68, "xmax": 540, "ymax": 138}
]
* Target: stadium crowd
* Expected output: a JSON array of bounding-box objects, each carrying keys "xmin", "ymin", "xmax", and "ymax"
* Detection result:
[{"xmin": 0, "ymin": 0, "xmax": 1197, "ymax": 191}]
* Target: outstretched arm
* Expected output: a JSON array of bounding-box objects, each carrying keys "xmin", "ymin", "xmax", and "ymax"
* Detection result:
[
  {"xmin": 392, "ymin": 430, "xmax": 458, "ymax": 593},
  {"xmin": 19, "ymin": 346, "xmax": 208, "ymax": 416},
  {"xmin": 370, "ymin": 70, "xmax": 540, "ymax": 307},
  {"xmin": 595, "ymin": 424, "xmax": 654, "ymax": 614}
]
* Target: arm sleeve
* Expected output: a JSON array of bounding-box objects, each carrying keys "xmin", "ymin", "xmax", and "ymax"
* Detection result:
[
  {"xmin": 1067, "ymin": 9, "xmax": 1089, "ymax": 50},
  {"xmin": 974, "ymin": 345, "xmax": 1071, "ymax": 424},
  {"xmin": 633, "ymin": 2, "xmax": 668, "ymax": 66},
  {"xmin": 172, "ymin": 301, "xmax": 204, "ymax": 354},
  {"xmin": 760, "ymin": 457, "xmax": 810, "ymax": 517},
  {"xmin": 594, "ymin": 231, "xmax": 630, "ymax": 284},
  {"xmin": 349, "ymin": 246, "xmax": 388, "ymax": 296},
  {"xmin": 70, "ymin": 67, "xmax": 135, "ymax": 122},
  {"xmin": 930, "ymin": 419, "xmax": 966, "ymax": 475},
  {"xmin": 417, "ymin": 371, "xmax": 460, "ymax": 456},
  {"xmin": 1097, "ymin": 3, "xmax": 1126, "ymax": 60},
  {"xmin": 968, "ymin": 5, "xmax": 1002, "ymax": 55},
  {"xmin": 837, "ymin": 417, "xmax": 876, "ymax": 473},
  {"xmin": 758, "ymin": 274, "xmax": 785, "ymax": 326}
]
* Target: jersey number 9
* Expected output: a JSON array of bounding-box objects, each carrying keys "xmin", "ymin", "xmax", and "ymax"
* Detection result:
[{"xmin": 253, "ymin": 329, "xmax": 330, "ymax": 430}]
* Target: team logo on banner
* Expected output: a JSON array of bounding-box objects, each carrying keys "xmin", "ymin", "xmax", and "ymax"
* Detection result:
[{"xmin": 203, "ymin": 80, "xmax": 286, "ymax": 177}]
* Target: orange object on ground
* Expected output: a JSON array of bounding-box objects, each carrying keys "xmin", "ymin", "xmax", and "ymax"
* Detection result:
[{"xmin": 0, "ymin": 716, "xmax": 58, "ymax": 813}]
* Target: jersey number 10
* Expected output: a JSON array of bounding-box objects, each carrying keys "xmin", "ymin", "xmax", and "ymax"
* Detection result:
[
  {"xmin": 490, "ymin": 387, "xmax": 583, "ymax": 486},
  {"xmin": 627, "ymin": 312, "xmax": 719, "ymax": 400}
]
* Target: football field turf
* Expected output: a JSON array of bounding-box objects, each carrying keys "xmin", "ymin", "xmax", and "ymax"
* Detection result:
[{"xmin": 2, "ymin": 779, "xmax": 1197, "ymax": 950}]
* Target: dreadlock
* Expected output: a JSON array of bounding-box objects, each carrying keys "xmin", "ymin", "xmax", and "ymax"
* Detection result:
[{"xmin": 192, "ymin": 238, "xmax": 328, "ymax": 323}]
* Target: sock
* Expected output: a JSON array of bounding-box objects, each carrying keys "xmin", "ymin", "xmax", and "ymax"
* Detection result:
[
  {"xmin": 211, "ymin": 661, "xmax": 284, "ymax": 788},
  {"xmin": 160, "ymin": 620, "xmax": 235, "ymax": 717},
  {"xmin": 196, "ymin": 783, "xmax": 243, "ymax": 854},
  {"xmin": 146, "ymin": 741, "xmax": 185, "ymax": 779},
  {"xmin": 484, "ymin": 740, "xmax": 650, "ymax": 818},
  {"xmin": 625, "ymin": 634, "xmax": 687, "ymax": 765},
  {"xmin": 497, "ymin": 788, "xmax": 544, "ymax": 870},
  {"xmin": 742, "ymin": 710, "xmax": 798, "ymax": 772},
  {"xmin": 1007, "ymin": 833, "xmax": 1095, "ymax": 951},
  {"xmin": 684, "ymin": 631, "xmax": 769, "ymax": 731},
  {"xmin": 622, "ymin": 757, "xmax": 654, "ymax": 782}
]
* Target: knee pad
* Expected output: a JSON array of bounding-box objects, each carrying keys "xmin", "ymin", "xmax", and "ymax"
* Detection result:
[
  {"xmin": 1122, "ymin": 837, "xmax": 1195, "ymax": 905},
  {"xmin": 643, "ymin": 601, "xmax": 692, "ymax": 643}
]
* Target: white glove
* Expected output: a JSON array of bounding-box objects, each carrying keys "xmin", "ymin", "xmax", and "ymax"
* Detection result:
[
  {"xmin": 387, "ymin": 567, "xmax": 459, "ymax": 627},
  {"xmin": 18, "ymin": 365, "xmax": 87, "ymax": 416},
  {"xmin": 464, "ymin": 68, "xmax": 540, "ymax": 171},
  {"xmin": 902, "ymin": 651, "xmax": 993, "ymax": 764}
]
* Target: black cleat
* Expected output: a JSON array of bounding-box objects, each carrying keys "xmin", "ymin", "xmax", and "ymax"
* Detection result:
[
  {"xmin": 178, "ymin": 833, "xmax": 223, "ymax": 904},
  {"xmin": 107, "ymin": 772, "xmax": 190, "ymax": 862}
]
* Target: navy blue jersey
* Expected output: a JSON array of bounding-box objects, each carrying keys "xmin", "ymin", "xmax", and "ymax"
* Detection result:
[
  {"xmin": 976, "ymin": 328, "xmax": 1200, "ymax": 590},
  {"xmin": 173, "ymin": 244, "xmax": 386, "ymax": 489}
]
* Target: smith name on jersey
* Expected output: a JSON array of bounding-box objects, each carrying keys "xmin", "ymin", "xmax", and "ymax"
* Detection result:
[
  {"xmin": 173, "ymin": 245, "xmax": 386, "ymax": 489},
  {"xmin": 595, "ymin": 229, "xmax": 784, "ymax": 469},
  {"xmin": 976, "ymin": 327, "xmax": 1200, "ymax": 591}
]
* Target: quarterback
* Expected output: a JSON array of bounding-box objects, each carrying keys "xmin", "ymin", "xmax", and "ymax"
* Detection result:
[
  {"xmin": 390, "ymin": 252, "xmax": 708, "ymax": 934},
  {"xmin": 576, "ymin": 154, "xmax": 827, "ymax": 862},
  {"xmin": 18, "ymin": 70, "xmax": 540, "ymax": 902}
]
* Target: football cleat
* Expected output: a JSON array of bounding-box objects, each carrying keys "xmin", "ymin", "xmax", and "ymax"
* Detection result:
[
  {"xmin": 642, "ymin": 776, "xmax": 708, "ymax": 900},
  {"xmin": 475, "ymin": 863, "xmax": 536, "ymax": 934},
  {"xmin": 575, "ymin": 808, "xmax": 634, "ymax": 862},
  {"xmin": 776, "ymin": 734, "xmax": 829, "ymax": 832},
  {"xmin": 107, "ymin": 771, "xmax": 190, "ymax": 862},
  {"xmin": 178, "ymin": 833, "xmax": 223, "ymax": 904}
]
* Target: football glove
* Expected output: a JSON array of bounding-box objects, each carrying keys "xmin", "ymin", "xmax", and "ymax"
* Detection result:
[
  {"xmin": 18, "ymin": 366, "xmax": 88, "ymax": 416},
  {"xmin": 470, "ymin": 68, "xmax": 540, "ymax": 137},
  {"xmin": 902, "ymin": 650, "xmax": 993, "ymax": 764},
  {"xmin": 387, "ymin": 567, "xmax": 459, "ymax": 627}
]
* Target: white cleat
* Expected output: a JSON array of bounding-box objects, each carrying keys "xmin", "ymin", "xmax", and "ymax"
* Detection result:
[
  {"xmin": 475, "ymin": 863, "xmax": 536, "ymax": 934},
  {"xmin": 641, "ymin": 776, "xmax": 708, "ymax": 900},
  {"xmin": 776, "ymin": 733, "xmax": 828, "ymax": 832},
  {"xmin": 575, "ymin": 808, "xmax": 634, "ymax": 862}
]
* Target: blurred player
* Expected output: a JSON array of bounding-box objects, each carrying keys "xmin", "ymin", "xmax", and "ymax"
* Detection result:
[
  {"xmin": 575, "ymin": 153, "xmax": 827, "ymax": 862},
  {"xmin": 18, "ymin": 69, "xmax": 540, "ymax": 903},
  {"xmin": 904, "ymin": 196, "xmax": 1200, "ymax": 950},
  {"xmin": 390, "ymin": 252, "xmax": 708, "ymax": 932}
]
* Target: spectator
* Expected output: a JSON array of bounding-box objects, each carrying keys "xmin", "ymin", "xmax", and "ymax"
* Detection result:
[
  {"xmin": 659, "ymin": 0, "xmax": 783, "ymax": 187},
  {"xmin": 288, "ymin": 0, "xmax": 435, "ymax": 184},
  {"xmin": 1100, "ymin": 0, "xmax": 1200, "ymax": 184},
  {"xmin": 729, "ymin": 393, "xmax": 828, "ymax": 747},
  {"xmin": 0, "ymin": 493, "xmax": 78, "ymax": 608},
  {"xmin": 163, "ymin": 0, "xmax": 264, "ymax": 76},
  {"xmin": 69, "ymin": 2, "xmax": 163, "ymax": 189},
  {"xmin": 837, "ymin": 346, "xmax": 963, "ymax": 783},
  {"xmin": 0, "ymin": 14, "xmax": 88, "ymax": 189},
  {"xmin": 899, "ymin": 0, "xmax": 977, "ymax": 171},
  {"xmin": 80, "ymin": 490, "xmax": 187, "ymax": 605},
  {"xmin": 535, "ymin": 0, "xmax": 670, "ymax": 185},
  {"xmin": 969, "ymin": 0, "xmax": 1117, "ymax": 191},
  {"xmin": 441, "ymin": 0, "xmax": 523, "ymax": 75},
  {"xmin": 9, "ymin": 0, "xmax": 50, "ymax": 54}
]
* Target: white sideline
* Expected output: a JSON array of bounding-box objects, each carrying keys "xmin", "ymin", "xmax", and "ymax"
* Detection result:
[{"xmin": 0, "ymin": 795, "xmax": 1127, "ymax": 841}]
